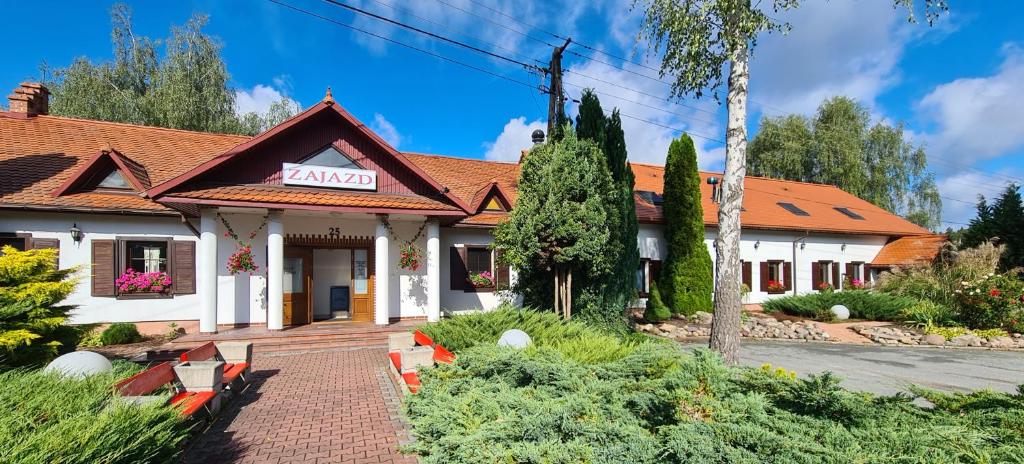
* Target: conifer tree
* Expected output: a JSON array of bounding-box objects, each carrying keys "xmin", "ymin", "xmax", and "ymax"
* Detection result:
[
  {"xmin": 0, "ymin": 247, "xmax": 79, "ymax": 368},
  {"xmin": 962, "ymin": 184, "xmax": 1023, "ymax": 271},
  {"xmin": 659, "ymin": 135, "xmax": 713, "ymax": 315}
]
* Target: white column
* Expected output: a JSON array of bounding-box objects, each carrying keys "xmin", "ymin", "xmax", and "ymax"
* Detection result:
[
  {"xmin": 374, "ymin": 215, "xmax": 390, "ymax": 325},
  {"xmin": 426, "ymin": 220, "xmax": 440, "ymax": 322},
  {"xmin": 199, "ymin": 209, "xmax": 219, "ymax": 333},
  {"xmin": 267, "ymin": 211, "xmax": 284, "ymax": 331}
]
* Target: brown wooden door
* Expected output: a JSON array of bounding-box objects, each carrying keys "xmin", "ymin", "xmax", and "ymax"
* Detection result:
[
  {"xmin": 351, "ymin": 248, "xmax": 373, "ymax": 322},
  {"xmin": 283, "ymin": 247, "xmax": 313, "ymax": 326}
]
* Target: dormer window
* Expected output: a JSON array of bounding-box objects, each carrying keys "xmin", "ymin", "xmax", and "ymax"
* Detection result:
[
  {"xmin": 97, "ymin": 170, "xmax": 132, "ymax": 190},
  {"xmin": 301, "ymin": 145, "xmax": 361, "ymax": 169},
  {"xmin": 483, "ymin": 197, "xmax": 504, "ymax": 212}
]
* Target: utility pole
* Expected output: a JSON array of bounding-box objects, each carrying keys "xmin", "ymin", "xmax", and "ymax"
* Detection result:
[{"xmin": 546, "ymin": 37, "xmax": 572, "ymax": 139}]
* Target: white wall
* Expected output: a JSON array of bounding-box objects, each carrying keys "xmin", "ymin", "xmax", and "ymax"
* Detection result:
[
  {"xmin": 637, "ymin": 223, "xmax": 888, "ymax": 304},
  {"xmin": 0, "ymin": 211, "xmax": 202, "ymax": 324},
  {"xmin": 312, "ymin": 249, "xmax": 350, "ymax": 318}
]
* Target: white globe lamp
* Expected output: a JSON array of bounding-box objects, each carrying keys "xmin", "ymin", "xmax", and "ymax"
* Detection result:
[{"xmin": 44, "ymin": 351, "xmax": 113, "ymax": 378}]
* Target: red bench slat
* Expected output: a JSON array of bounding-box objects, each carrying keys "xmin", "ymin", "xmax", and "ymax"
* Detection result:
[
  {"xmin": 223, "ymin": 362, "xmax": 248, "ymax": 384},
  {"xmin": 402, "ymin": 372, "xmax": 421, "ymax": 394},
  {"xmin": 413, "ymin": 330, "xmax": 434, "ymax": 347},
  {"xmin": 115, "ymin": 362, "xmax": 176, "ymax": 396},
  {"xmin": 433, "ymin": 345, "xmax": 456, "ymax": 364},
  {"xmin": 388, "ymin": 351, "xmax": 402, "ymax": 371},
  {"xmin": 172, "ymin": 391, "xmax": 216, "ymax": 416},
  {"xmin": 180, "ymin": 342, "xmax": 218, "ymax": 363}
]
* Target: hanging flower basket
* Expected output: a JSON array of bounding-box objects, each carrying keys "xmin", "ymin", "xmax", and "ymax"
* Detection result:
[
  {"xmin": 117, "ymin": 269, "xmax": 172, "ymax": 294},
  {"xmin": 399, "ymin": 243, "xmax": 423, "ymax": 271},
  {"xmin": 219, "ymin": 213, "xmax": 268, "ymax": 275}
]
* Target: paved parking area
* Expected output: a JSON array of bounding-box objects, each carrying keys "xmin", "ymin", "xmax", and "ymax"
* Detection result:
[
  {"xmin": 683, "ymin": 341, "xmax": 1024, "ymax": 396},
  {"xmin": 182, "ymin": 348, "xmax": 416, "ymax": 464}
]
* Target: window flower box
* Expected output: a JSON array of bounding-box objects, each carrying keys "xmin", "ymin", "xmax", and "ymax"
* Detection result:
[
  {"xmin": 116, "ymin": 269, "xmax": 172, "ymax": 295},
  {"xmin": 469, "ymin": 271, "xmax": 494, "ymax": 289},
  {"xmin": 766, "ymin": 280, "xmax": 786, "ymax": 294}
]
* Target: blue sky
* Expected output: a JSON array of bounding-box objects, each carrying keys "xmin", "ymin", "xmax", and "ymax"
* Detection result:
[{"xmin": 1, "ymin": 0, "xmax": 1021, "ymax": 228}]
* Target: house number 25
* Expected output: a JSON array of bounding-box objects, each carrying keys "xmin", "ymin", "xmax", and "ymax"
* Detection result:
[{"xmin": 328, "ymin": 227, "xmax": 341, "ymax": 239}]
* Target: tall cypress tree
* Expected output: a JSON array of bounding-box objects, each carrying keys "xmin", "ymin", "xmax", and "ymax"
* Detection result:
[
  {"xmin": 659, "ymin": 134, "xmax": 713, "ymax": 315},
  {"xmin": 574, "ymin": 91, "xmax": 637, "ymax": 321},
  {"xmin": 992, "ymin": 184, "xmax": 1024, "ymax": 271}
]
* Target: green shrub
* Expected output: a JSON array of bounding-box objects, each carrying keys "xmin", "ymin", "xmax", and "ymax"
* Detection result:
[
  {"xmin": 100, "ymin": 323, "xmax": 143, "ymax": 346},
  {"xmin": 954, "ymin": 273, "xmax": 1024, "ymax": 330},
  {"xmin": 0, "ymin": 246, "xmax": 80, "ymax": 368},
  {"xmin": 405, "ymin": 336, "xmax": 1024, "ymax": 463},
  {"xmin": 421, "ymin": 306, "xmax": 647, "ymax": 364},
  {"xmin": 902, "ymin": 300, "xmax": 957, "ymax": 328},
  {"xmin": 0, "ymin": 363, "xmax": 188, "ymax": 463},
  {"xmin": 77, "ymin": 326, "xmax": 104, "ymax": 348},
  {"xmin": 644, "ymin": 281, "xmax": 671, "ymax": 322},
  {"xmin": 762, "ymin": 291, "xmax": 917, "ymax": 321}
]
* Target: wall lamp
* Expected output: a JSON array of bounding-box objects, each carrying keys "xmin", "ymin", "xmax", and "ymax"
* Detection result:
[
  {"xmin": 754, "ymin": 240, "xmax": 760, "ymax": 250},
  {"xmin": 800, "ymin": 242, "xmax": 806, "ymax": 250},
  {"xmin": 841, "ymin": 243, "xmax": 847, "ymax": 252},
  {"xmin": 69, "ymin": 223, "xmax": 82, "ymax": 243}
]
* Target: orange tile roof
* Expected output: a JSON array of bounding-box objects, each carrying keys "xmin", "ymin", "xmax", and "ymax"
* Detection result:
[
  {"xmin": 630, "ymin": 162, "xmax": 931, "ymax": 236},
  {"xmin": 402, "ymin": 153, "xmax": 519, "ymax": 206},
  {"xmin": 872, "ymin": 234, "xmax": 948, "ymax": 266},
  {"xmin": 164, "ymin": 184, "xmax": 461, "ymax": 211},
  {"xmin": 0, "ymin": 113, "xmax": 248, "ymax": 214}
]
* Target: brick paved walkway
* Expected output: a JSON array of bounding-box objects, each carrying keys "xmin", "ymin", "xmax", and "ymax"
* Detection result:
[{"xmin": 182, "ymin": 348, "xmax": 416, "ymax": 463}]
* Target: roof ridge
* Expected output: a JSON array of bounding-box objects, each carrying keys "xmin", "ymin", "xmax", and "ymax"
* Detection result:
[
  {"xmin": 402, "ymin": 151, "xmax": 520, "ymax": 166},
  {"xmin": 22, "ymin": 114, "xmax": 253, "ymax": 140},
  {"xmin": 630, "ymin": 161, "xmax": 850, "ymax": 189}
]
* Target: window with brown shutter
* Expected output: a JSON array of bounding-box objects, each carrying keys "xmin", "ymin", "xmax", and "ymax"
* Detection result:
[
  {"xmin": 764, "ymin": 260, "xmax": 786, "ymax": 294},
  {"xmin": 464, "ymin": 246, "xmax": 495, "ymax": 292},
  {"xmin": 759, "ymin": 262, "xmax": 769, "ymax": 292},
  {"xmin": 171, "ymin": 240, "xmax": 196, "ymax": 294},
  {"xmin": 831, "ymin": 264, "xmax": 840, "ymax": 290},
  {"xmin": 30, "ymin": 238, "xmax": 60, "ymax": 268},
  {"xmin": 0, "ymin": 233, "xmax": 30, "ymax": 253},
  {"xmin": 91, "ymin": 240, "xmax": 116, "ymax": 296},
  {"xmin": 783, "ymin": 262, "xmax": 793, "ymax": 291},
  {"xmin": 741, "ymin": 261, "xmax": 752, "ymax": 289}
]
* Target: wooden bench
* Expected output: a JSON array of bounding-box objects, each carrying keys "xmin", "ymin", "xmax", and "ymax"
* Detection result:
[
  {"xmin": 114, "ymin": 362, "xmax": 218, "ymax": 417},
  {"xmin": 180, "ymin": 342, "xmax": 250, "ymax": 389}
]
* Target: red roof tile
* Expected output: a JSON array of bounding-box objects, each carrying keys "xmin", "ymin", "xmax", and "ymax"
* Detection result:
[
  {"xmin": 872, "ymin": 234, "xmax": 948, "ymax": 266},
  {"xmin": 163, "ymin": 184, "xmax": 462, "ymax": 212}
]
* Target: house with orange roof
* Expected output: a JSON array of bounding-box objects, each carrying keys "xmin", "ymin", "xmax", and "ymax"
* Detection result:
[{"xmin": 0, "ymin": 83, "xmax": 944, "ymax": 334}]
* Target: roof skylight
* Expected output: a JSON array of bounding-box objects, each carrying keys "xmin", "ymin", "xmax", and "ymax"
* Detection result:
[
  {"xmin": 777, "ymin": 202, "xmax": 810, "ymax": 216},
  {"xmin": 834, "ymin": 207, "xmax": 865, "ymax": 220}
]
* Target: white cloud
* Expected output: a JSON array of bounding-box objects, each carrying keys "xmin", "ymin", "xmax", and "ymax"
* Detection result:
[
  {"xmin": 370, "ymin": 113, "xmax": 403, "ymax": 148},
  {"xmin": 918, "ymin": 44, "xmax": 1024, "ymax": 164},
  {"xmin": 748, "ymin": 1, "xmax": 911, "ymax": 115},
  {"xmin": 937, "ymin": 170, "xmax": 1022, "ymax": 227},
  {"xmin": 564, "ymin": 59, "xmax": 725, "ymax": 169},
  {"xmin": 234, "ymin": 84, "xmax": 300, "ymax": 116},
  {"xmin": 483, "ymin": 117, "xmax": 544, "ymax": 161}
]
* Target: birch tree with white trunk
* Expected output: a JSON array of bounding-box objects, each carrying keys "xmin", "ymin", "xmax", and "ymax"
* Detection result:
[{"xmin": 636, "ymin": 0, "xmax": 947, "ymax": 363}]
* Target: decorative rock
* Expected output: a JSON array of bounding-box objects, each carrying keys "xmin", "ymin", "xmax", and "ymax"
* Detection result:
[
  {"xmin": 658, "ymin": 323, "xmax": 675, "ymax": 332},
  {"xmin": 922, "ymin": 334, "xmax": 946, "ymax": 345},
  {"xmin": 45, "ymin": 351, "xmax": 112, "ymax": 379},
  {"xmin": 948, "ymin": 334, "xmax": 983, "ymax": 347},
  {"xmin": 691, "ymin": 311, "xmax": 713, "ymax": 325},
  {"xmin": 830, "ymin": 305, "xmax": 850, "ymax": 320},
  {"xmin": 497, "ymin": 329, "xmax": 532, "ymax": 348},
  {"xmin": 988, "ymin": 336, "xmax": 1015, "ymax": 349}
]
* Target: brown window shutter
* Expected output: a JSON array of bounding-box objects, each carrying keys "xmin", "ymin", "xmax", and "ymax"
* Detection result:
[
  {"xmin": 494, "ymin": 248, "xmax": 510, "ymax": 290},
  {"xmin": 811, "ymin": 261, "xmax": 821, "ymax": 290},
  {"xmin": 30, "ymin": 238, "xmax": 60, "ymax": 268},
  {"xmin": 759, "ymin": 262, "xmax": 769, "ymax": 291},
  {"xmin": 832, "ymin": 264, "xmax": 841, "ymax": 289},
  {"xmin": 863, "ymin": 263, "xmax": 872, "ymax": 281},
  {"xmin": 91, "ymin": 239, "xmax": 116, "ymax": 297},
  {"xmin": 844, "ymin": 263, "xmax": 855, "ymax": 288},
  {"xmin": 171, "ymin": 240, "xmax": 196, "ymax": 294},
  {"xmin": 450, "ymin": 246, "xmax": 468, "ymax": 291},
  {"xmin": 742, "ymin": 261, "xmax": 752, "ymax": 288},
  {"xmin": 783, "ymin": 262, "xmax": 793, "ymax": 291}
]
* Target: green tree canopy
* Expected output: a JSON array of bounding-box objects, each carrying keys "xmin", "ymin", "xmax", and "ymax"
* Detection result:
[
  {"xmin": 660, "ymin": 134, "xmax": 714, "ymax": 315},
  {"xmin": 41, "ymin": 3, "xmax": 297, "ymax": 136},
  {"xmin": 962, "ymin": 183, "xmax": 1024, "ymax": 271},
  {"xmin": 0, "ymin": 247, "xmax": 79, "ymax": 368},
  {"xmin": 748, "ymin": 96, "xmax": 942, "ymax": 229},
  {"xmin": 494, "ymin": 127, "xmax": 618, "ymax": 325}
]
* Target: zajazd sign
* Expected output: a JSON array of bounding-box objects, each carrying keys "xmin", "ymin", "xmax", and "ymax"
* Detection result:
[{"xmin": 282, "ymin": 163, "xmax": 377, "ymax": 191}]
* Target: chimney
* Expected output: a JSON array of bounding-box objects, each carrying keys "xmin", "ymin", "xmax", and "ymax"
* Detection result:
[
  {"xmin": 7, "ymin": 82, "xmax": 49, "ymax": 117},
  {"xmin": 706, "ymin": 176, "xmax": 720, "ymax": 203}
]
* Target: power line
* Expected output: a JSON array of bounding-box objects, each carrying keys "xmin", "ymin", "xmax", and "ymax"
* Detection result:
[
  {"xmin": 562, "ymin": 81, "xmax": 719, "ymax": 126},
  {"xmin": 269, "ymin": 0, "xmax": 541, "ymax": 90},
  {"xmin": 320, "ymin": 0, "xmax": 543, "ymax": 73}
]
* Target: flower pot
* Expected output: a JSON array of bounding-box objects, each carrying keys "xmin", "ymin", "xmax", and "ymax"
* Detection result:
[
  {"xmin": 173, "ymin": 360, "xmax": 225, "ymax": 392},
  {"xmin": 215, "ymin": 342, "xmax": 253, "ymax": 365}
]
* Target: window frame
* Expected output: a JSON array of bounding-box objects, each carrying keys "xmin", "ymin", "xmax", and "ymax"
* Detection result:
[
  {"xmin": 0, "ymin": 232, "xmax": 31, "ymax": 252},
  {"xmin": 299, "ymin": 144, "xmax": 364, "ymax": 170},
  {"xmin": 115, "ymin": 236, "xmax": 174, "ymax": 300},
  {"xmin": 463, "ymin": 245, "xmax": 495, "ymax": 292},
  {"xmin": 816, "ymin": 260, "xmax": 835, "ymax": 288},
  {"xmin": 637, "ymin": 259, "xmax": 650, "ymax": 297},
  {"xmin": 766, "ymin": 260, "xmax": 786, "ymax": 294}
]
